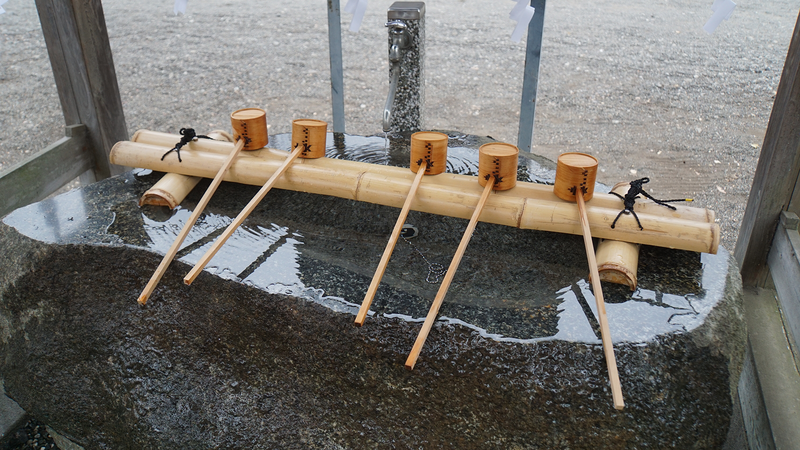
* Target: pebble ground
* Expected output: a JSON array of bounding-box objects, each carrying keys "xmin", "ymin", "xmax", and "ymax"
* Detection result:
[{"xmin": 2, "ymin": 1, "xmax": 798, "ymax": 248}]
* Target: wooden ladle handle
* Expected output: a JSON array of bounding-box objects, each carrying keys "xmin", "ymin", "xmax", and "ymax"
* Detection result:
[
  {"xmin": 577, "ymin": 193, "xmax": 624, "ymax": 410},
  {"xmin": 183, "ymin": 144, "xmax": 304, "ymax": 285},
  {"xmin": 137, "ymin": 138, "xmax": 246, "ymax": 305},
  {"xmin": 355, "ymin": 165, "xmax": 427, "ymax": 326},
  {"xmin": 405, "ymin": 177, "xmax": 495, "ymax": 370}
]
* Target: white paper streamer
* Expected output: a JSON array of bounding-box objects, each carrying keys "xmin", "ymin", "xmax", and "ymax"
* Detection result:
[
  {"xmin": 0, "ymin": 0, "xmax": 8, "ymax": 15},
  {"xmin": 703, "ymin": 0, "xmax": 736, "ymax": 34},
  {"xmin": 344, "ymin": 0, "xmax": 368, "ymax": 33},
  {"xmin": 509, "ymin": 0, "xmax": 527, "ymax": 20},
  {"xmin": 174, "ymin": 0, "xmax": 187, "ymax": 16},
  {"xmin": 509, "ymin": 0, "xmax": 535, "ymax": 43}
]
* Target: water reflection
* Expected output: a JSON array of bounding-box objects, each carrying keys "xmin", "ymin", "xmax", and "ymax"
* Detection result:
[
  {"xmin": 4, "ymin": 132, "xmax": 731, "ymax": 347},
  {"xmin": 4, "ymin": 188, "xmax": 88, "ymax": 244},
  {"xmin": 140, "ymin": 208, "xmax": 232, "ymax": 254},
  {"xmin": 132, "ymin": 133, "xmax": 728, "ymax": 345},
  {"xmin": 135, "ymin": 204, "xmax": 356, "ymax": 312}
]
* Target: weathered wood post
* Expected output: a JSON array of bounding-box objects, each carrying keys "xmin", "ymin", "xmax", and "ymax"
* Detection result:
[
  {"xmin": 35, "ymin": 0, "xmax": 128, "ymax": 181},
  {"xmin": 734, "ymin": 12, "xmax": 800, "ymax": 286}
]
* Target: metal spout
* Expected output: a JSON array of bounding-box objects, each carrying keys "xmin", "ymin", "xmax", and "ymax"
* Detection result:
[{"xmin": 383, "ymin": 61, "xmax": 402, "ymax": 132}]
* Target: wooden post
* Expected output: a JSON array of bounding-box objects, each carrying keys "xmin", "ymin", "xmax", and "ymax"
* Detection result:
[
  {"xmin": 734, "ymin": 11, "xmax": 800, "ymax": 286},
  {"xmin": 35, "ymin": 0, "xmax": 128, "ymax": 181}
]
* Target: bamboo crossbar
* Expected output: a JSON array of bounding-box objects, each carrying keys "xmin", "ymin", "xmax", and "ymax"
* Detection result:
[{"xmin": 111, "ymin": 132, "xmax": 720, "ymax": 254}]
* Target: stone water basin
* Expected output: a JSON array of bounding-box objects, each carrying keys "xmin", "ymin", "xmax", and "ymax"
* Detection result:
[{"xmin": 0, "ymin": 132, "xmax": 744, "ymax": 449}]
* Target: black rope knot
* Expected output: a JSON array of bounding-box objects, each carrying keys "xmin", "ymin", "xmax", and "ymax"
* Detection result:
[
  {"xmin": 609, "ymin": 177, "xmax": 692, "ymax": 230},
  {"xmin": 161, "ymin": 127, "xmax": 213, "ymax": 163}
]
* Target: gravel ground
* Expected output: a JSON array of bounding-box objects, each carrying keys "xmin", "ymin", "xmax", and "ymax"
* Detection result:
[
  {"xmin": 2, "ymin": 0, "xmax": 800, "ymax": 234},
  {"xmin": 0, "ymin": 418, "xmax": 58, "ymax": 450},
  {"xmin": 1, "ymin": 0, "xmax": 798, "ymax": 249}
]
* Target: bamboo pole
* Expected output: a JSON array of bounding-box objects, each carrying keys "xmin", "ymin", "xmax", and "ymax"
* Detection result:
[
  {"xmin": 137, "ymin": 139, "xmax": 246, "ymax": 305},
  {"xmin": 110, "ymin": 138, "xmax": 720, "ymax": 254},
  {"xmin": 355, "ymin": 165, "xmax": 427, "ymax": 326},
  {"xmin": 405, "ymin": 177, "xmax": 495, "ymax": 370},
  {"xmin": 132, "ymin": 129, "xmax": 237, "ymax": 154},
  {"xmin": 183, "ymin": 144, "xmax": 305, "ymax": 285},
  {"xmin": 127, "ymin": 131, "xmax": 715, "ymax": 223},
  {"xmin": 577, "ymin": 193, "xmax": 625, "ymax": 410}
]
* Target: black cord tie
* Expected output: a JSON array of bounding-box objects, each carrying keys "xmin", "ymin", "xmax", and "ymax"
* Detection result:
[
  {"xmin": 609, "ymin": 177, "xmax": 693, "ymax": 230},
  {"xmin": 161, "ymin": 128, "xmax": 213, "ymax": 163}
]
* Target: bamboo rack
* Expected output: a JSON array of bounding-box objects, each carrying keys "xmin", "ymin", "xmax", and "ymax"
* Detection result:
[{"xmin": 111, "ymin": 131, "xmax": 720, "ymax": 254}]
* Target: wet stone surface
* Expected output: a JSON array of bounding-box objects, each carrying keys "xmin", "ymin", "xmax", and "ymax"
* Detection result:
[{"xmin": 0, "ymin": 133, "xmax": 745, "ymax": 448}]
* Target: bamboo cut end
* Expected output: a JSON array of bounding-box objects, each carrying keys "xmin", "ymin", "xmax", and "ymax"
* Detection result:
[
  {"xmin": 108, "ymin": 142, "xmax": 125, "ymax": 165},
  {"xmin": 231, "ymin": 108, "xmax": 268, "ymax": 150},
  {"xmin": 555, "ymin": 152, "xmax": 598, "ymax": 202},
  {"xmin": 596, "ymin": 240, "xmax": 640, "ymax": 291},
  {"xmin": 137, "ymin": 294, "xmax": 149, "ymax": 306},
  {"xmin": 139, "ymin": 189, "xmax": 177, "ymax": 208},
  {"xmin": 478, "ymin": 142, "xmax": 519, "ymax": 191},
  {"xmin": 710, "ymin": 223, "xmax": 720, "ymax": 255},
  {"xmin": 292, "ymin": 119, "xmax": 328, "ymax": 159},
  {"xmin": 411, "ymin": 131, "xmax": 448, "ymax": 175}
]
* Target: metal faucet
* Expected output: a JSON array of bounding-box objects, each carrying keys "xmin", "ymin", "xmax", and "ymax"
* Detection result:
[{"xmin": 383, "ymin": 20, "xmax": 410, "ymax": 132}]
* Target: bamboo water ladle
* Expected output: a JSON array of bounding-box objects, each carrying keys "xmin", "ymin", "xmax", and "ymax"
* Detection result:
[
  {"xmin": 405, "ymin": 142, "xmax": 519, "ymax": 370},
  {"xmin": 554, "ymin": 152, "xmax": 624, "ymax": 410},
  {"xmin": 137, "ymin": 108, "xmax": 268, "ymax": 305},
  {"xmin": 355, "ymin": 131, "xmax": 449, "ymax": 326},
  {"xmin": 183, "ymin": 118, "xmax": 328, "ymax": 285}
]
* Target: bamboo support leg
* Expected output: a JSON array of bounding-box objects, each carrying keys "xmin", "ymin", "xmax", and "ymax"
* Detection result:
[
  {"xmin": 405, "ymin": 178, "xmax": 495, "ymax": 370},
  {"xmin": 183, "ymin": 145, "xmax": 304, "ymax": 285},
  {"xmin": 577, "ymin": 193, "xmax": 624, "ymax": 410},
  {"xmin": 137, "ymin": 139, "xmax": 246, "ymax": 305},
  {"xmin": 355, "ymin": 166, "xmax": 427, "ymax": 326},
  {"xmin": 139, "ymin": 173, "xmax": 202, "ymax": 209}
]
